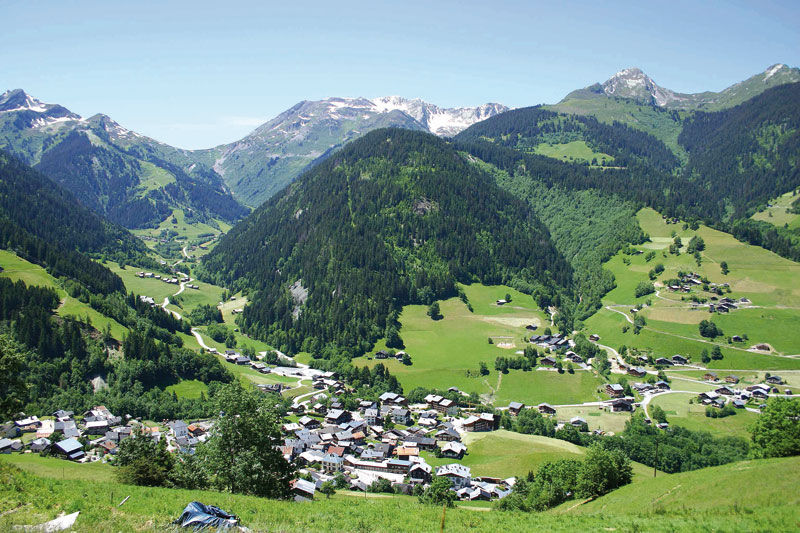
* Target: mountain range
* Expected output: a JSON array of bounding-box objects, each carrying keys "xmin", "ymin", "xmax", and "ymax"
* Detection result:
[
  {"xmin": 561, "ymin": 63, "xmax": 800, "ymax": 110},
  {"xmin": 1, "ymin": 64, "xmax": 797, "ymax": 225}
]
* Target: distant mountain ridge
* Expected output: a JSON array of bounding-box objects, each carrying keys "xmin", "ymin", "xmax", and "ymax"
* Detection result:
[
  {"xmin": 201, "ymin": 96, "xmax": 508, "ymax": 206},
  {"xmin": 561, "ymin": 63, "xmax": 800, "ymax": 110},
  {"xmin": 0, "ymin": 89, "xmax": 248, "ymax": 229}
]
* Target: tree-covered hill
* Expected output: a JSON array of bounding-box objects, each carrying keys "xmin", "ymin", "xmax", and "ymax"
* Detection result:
[
  {"xmin": 200, "ymin": 128, "xmax": 574, "ymax": 356},
  {"xmin": 456, "ymin": 83, "xmax": 800, "ymax": 263},
  {"xmin": 0, "ymin": 150, "xmax": 153, "ymax": 294},
  {"xmin": 0, "ymin": 91, "xmax": 248, "ymax": 229}
]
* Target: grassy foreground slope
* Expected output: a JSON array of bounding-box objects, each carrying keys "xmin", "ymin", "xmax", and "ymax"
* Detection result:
[
  {"xmin": 557, "ymin": 456, "xmax": 800, "ymax": 527},
  {"xmin": 1, "ymin": 457, "xmax": 797, "ymax": 532}
]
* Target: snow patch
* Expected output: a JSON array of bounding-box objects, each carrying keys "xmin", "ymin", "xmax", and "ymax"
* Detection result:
[{"xmin": 764, "ymin": 64, "xmax": 785, "ymax": 81}]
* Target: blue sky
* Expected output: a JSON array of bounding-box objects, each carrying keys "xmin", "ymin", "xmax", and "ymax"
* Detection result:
[{"xmin": 2, "ymin": 0, "xmax": 798, "ymax": 149}]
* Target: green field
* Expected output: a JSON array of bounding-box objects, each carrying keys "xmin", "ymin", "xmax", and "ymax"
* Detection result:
[
  {"xmin": 0, "ymin": 250, "xmax": 129, "ymax": 341},
  {"xmin": 552, "ymin": 405, "xmax": 632, "ymax": 434},
  {"xmin": 135, "ymin": 161, "xmax": 176, "ymax": 195},
  {"xmin": 585, "ymin": 208, "xmax": 800, "ymax": 371},
  {"xmin": 165, "ymin": 379, "xmax": 208, "ymax": 399},
  {"xmin": 353, "ymin": 284, "xmax": 600, "ymax": 405},
  {"xmin": 751, "ymin": 190, "xmax": 800, "ymax": 229},
  {"xmin": 533, "ymin": 140, "xmax": 614, "ymax": 165},
  {"xmin": 0, "ymin": 454, "xmax": 113, "ymax": 483},
  {"xmin": 454, "ymin": 430, "xmax": 653, "ymax": 480},
  {"xmin": 649, "ymin": 392, "xmax": 759, "ymax": 438}
]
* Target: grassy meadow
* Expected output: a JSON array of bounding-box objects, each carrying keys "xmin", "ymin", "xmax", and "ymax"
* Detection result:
[
  {"xmin": 585, "ymin": 208, "xmax": 800, "ymax": 371},
  {"xmin": 649, "ymin": 392, "xmax": 759, "ymax": 439},
  {"xmin": 751, "ymin": 189, "xmax": 800, "ymax": 229},
  {"xmin": 533, "ymin": 140, "xmax": 613, "ymax": 165},
  {"xmin": 353, "ymin": 284, "xmax": 602, "ymax": 406}
]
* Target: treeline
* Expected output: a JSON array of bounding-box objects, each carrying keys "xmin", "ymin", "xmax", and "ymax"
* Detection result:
[
  {"xmin": 455, "ymin": 105, "xmax": 680, "ymax": 172},
  {"xmin": 30, "ymin": 128, "xmax": 248, "ymax": 229},
  {"xmin": 475, "ymin": 158, "xmax": 645, "ymax": 319},
  {"xmin": 0, "ymin": 151, "xmax": 153, "ymax": 294},
  {"xmin": 679, "ymin": 82, "xmax": 800, "ymax": 220},
  {"xmin": 1, "ymin": 277, "xmax": 233, "ymax": 420},
  {"xmin": 201, "ymin": 129, "xmax": 574, "ymax": 357}
]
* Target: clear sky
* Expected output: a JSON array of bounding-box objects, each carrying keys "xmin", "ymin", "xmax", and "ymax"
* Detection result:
[{"xmin": 2, "ymin": 0, "xmax": 798, "ymax": 149}]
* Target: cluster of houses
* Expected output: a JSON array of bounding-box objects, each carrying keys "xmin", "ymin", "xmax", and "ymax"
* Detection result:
[
  {"xmin": 275, "ymin": 390, "xmax": 520, "ymax": 502},
  {"xmin": 135, "ymin": 271, "xmax": 200, "ymax": 290},
  {"xmin": 529, "ymin": 333, "xmax": 571, "ymax": 350},
  {"xmin": 698, "ymin": 374, "xmax": 789, "ymax": 407},
  {"xmin": 0, "ymin": 406, "xmax": 211, "ymax": 460},
  {"xmin": 708, "ymin": 297, "xmax": 745, "ymax": 314}
]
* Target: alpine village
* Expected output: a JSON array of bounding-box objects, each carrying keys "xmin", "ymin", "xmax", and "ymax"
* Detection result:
[{"xmin": 1, "ymin": 4, "xmax": 800, "ymax": 532}]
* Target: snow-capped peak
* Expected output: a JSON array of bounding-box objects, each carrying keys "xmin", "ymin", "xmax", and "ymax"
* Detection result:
[
  {"xmin": 0, "ymin": 89, "xmax": 84, "ymax": 127},
  {"xmin": 764, "ymin": 63, "xmax": 787, "ymax": 81},
  {"xmin": 601, "ymin": 68, "xmax": 679, "ymax": 107},
  {"xmin": 367, "ymin": 96, "xmax": 508, "ymax": 136},
  {"xmin": 0, "ymin": 89, "xmax": 50, "ymax": 113}
]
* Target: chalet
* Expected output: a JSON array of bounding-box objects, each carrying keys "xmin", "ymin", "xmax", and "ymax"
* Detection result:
[
  {"xmin": 391, "ymin": 408, "xmax": 412, "ymax": 426},
  {"xmin": 751, "ymin": 388, "xmax": 769, "ymax": 399},
  {"xmin": 540, "ymin": 356, "xmax": 557, "ymax": 367},
  {"xmin": 525, "ymin": 324, "xmax": 538, "ymax": 331},
  {"xmin": 425, "ymin": 394, "xmax": 455, "ymax": 414},
  {"xmin": 364, "ymin": 408, "xmax": 379, "ymax": 426},
  {"xmin": 655, "ymin": 357, "xmax": 673, "ymax": 366},
  {"xmin": 298, "ymin": 416, "xmax": 320, "ymax": 429},
  {"xmin": 628, "ymin": 367, "xmax": 647, "ymax": 378},
  {"xmin": 395, "ymin": 446, "xmax": 419, "ymax": 460},
  {"xmin": 436, "ymin": 463, "xmax": 472, "ymax": 489},
  {"xmin": 671, "ymin": 355, "xmax": 689, "ymax": 365},
  {"xmin": 495, "ymin": 299, "xmax": 507, "ymax": 306},
  {"xmin": 606, "ymin": 383, "xmax": 625, "ymax": 398},
  {"xmin": 608, "ymin": 397, "xmax": 634, "ymax": 412},
  {"xmin": 52, "ymin": 438, "xmax": 85, "ymax": 461},
  {"xmin": 441, "ymin": 441, "xmax": 467, "ymax": 459},
  {"xmin": 325, "ymin": 409, "xmax": 351, "ymax": 425},
  {"xmin": 375, "ymin": 350, "xmax": 389, "ymax": 359},
  {"xmin": 565, "ymin": 352, "xmax": 584, "ymax": 364},
  {"xmin": 537, "ymin": 403, "xmax": 556, "ymax": 416},
  {"xmin": 409, "ymin": 463, "xmax": 432, "ymax": 483},
  {"xmin": 15, "ymin": 416, "xmax": 41, "ymax": 432},
  {"xmin": 322, "ymin": 454, "xmax": 344, "ymax": 473},
  {"xmin": 703, "ymin": 372, "xmax": 719, "ymax": 382},
  {"xmin": 462, "ymin": 413, "xmax": 495, "ymax": 432},
  {"xmin": 84, "ymin": 420, "xmax": 109, "ymax": 435},
  {"xmin": 715, "ymin": 385, "xmax": 735, "ymax": 396},
  {"xmin": 731, "ymin": 335, "xmax": 744, "ymax": 343},
  {"xmin": 379, "ymin": 392, "xmax": 407, "ymax": 406},
  {"xmin": 0, "ymin": 424, "xmax": 20, "ymax": 439},
  {"xmin": 234, "ymin": 356, "xmax": 250, "ymax": 365},
  {"xmin": 655, "ymin": 380, "xmax": 671, "ymax": 390},
  {"xmin": 766, "ymin": 375, "xmax": 783, "ymax": 385},
  {"xmin": 434, "ymin": 428, "xmax": 461, "ymax": 442},
  {"xmin": 588, "ymin": 334, "xmax": 600, "ymax": 342},
  {"xmin": 725, "ymin": 375, "xmax": 740, "ymax": 384},
  {"xmin": 507, "ymin": 402, "xmax": 525, "ymax": 416},
  {"xmin": 291, "ymin": 479, "xmax": 316, "ymax": 502},
  {"xmin": 169, "ymin": 420, "xmax": 188, "ymax": 439},
  {"xmin": 29, "ymin": 437, "xmax": 51, "ymax": 453},
  {"xmin": 0, "ymin": 438, "xmax": 21, "ymax": 454},
  {"xmin": 570, "ymin": 416, "xmax": 588, "ymax": 428},
  {"xmin": 732, "ymin": 399, "xmax": 746, "ymax": 409}
]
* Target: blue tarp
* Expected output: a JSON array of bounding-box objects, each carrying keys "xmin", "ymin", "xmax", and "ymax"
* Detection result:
[{"xmin": 173, "ymin": 501, "xmax": 239, "ymax": 530}]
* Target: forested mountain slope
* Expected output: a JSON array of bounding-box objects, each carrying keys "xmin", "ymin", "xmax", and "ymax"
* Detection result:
[
  {"xmin": 457, "ymin": 84, "xmax": 800, "ymax": 263},
  {"xmin": 0, "ymin": 151, "xmax": 151, "ymax": 294},
  {"xmin": 200, "ymin": 128, "xmax": 573, "ymax": 356},
  {"xmin": 0, "ymin": 90, "xmax": 248, "ymax": 229}
]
